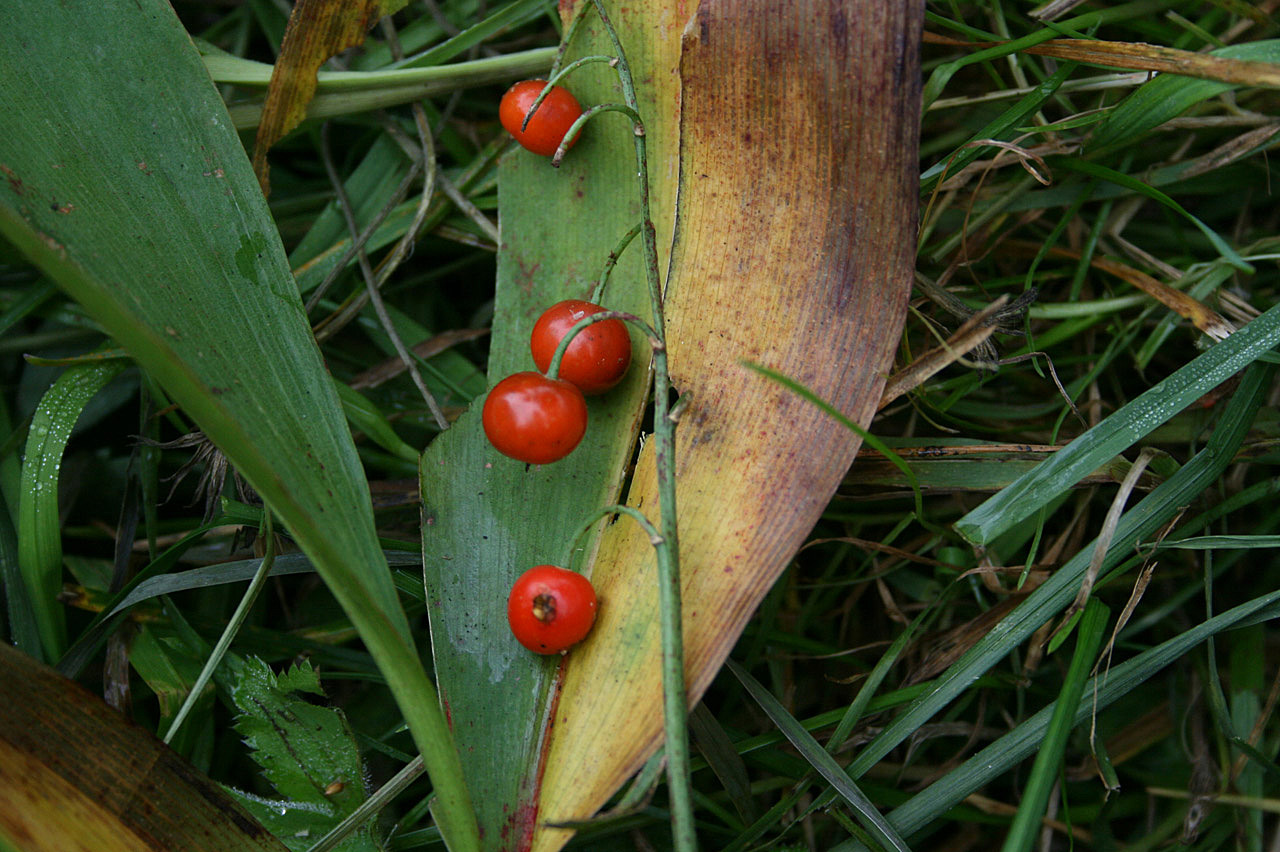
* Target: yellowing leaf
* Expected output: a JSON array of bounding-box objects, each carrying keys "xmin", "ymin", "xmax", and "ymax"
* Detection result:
[
  {"xmin": 533, "ymin": 2, "xmax": 924, "ymax": 847},
  {"xmin": 251, "ymin": 0, "xmax": 406, "ymax": 195},
  {"xmin": 0, "ymin": 643, "xmax": 288, "ymax": 852}
]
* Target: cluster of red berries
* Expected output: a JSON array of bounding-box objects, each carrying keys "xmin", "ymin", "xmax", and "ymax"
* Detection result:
[
  {"xmin": 485, "ymin": 301, "xmax": 627, "ymax": 653},
  {"xmin": 482, "ymin": 299, "xmax": 632, "ymax": 466},
  {"xmin": 492, "ymin": 81, "xmax": 619, "ymax": 654}
]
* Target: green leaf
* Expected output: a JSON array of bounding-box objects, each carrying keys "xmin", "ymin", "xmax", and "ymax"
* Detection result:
[
  {"xmin": 0, "ymin": 3, "xmax": 477, "ymax": 847},
  {"xmin": 1088, "ymin": 39, "xmax": 1280, "ymax": 154},
  {"xmin": 1158, "ymin": 534, "xmax": 1280, "ymax": 550},
  {"xmin": 232, "ymin": 658, "xmax": 367, "ymax": 809},
  {"xmin": 830, "ymin": 585, "xmax": 1280, "ymax": 851},
  {"xmin": 224, "ymin": 790, "xmax": 381, "ymax": 852},
  {"xmin": 129, "ymin": 623, "xmax": 217, "ymax": 760},
  {"xmin": 842, "ymin": 360, "xmax": 1273, "ymax": 817},
  {"xmin": 727, "ymin": 660, "xmax": 911, "ymax": 852},
  {"xmin": 417, "ymin": 8, "xmax": 663, "ymax": 845},
  {"xmin": 1053, "ymin": 159, "xmax": 1250, "ymax": 271},
  {"xmin": 999, "ymin": 600, "xmax": 1109, "ymax": 852},
  {"xmin": 335, "ymin": 381, "xmax": 419, "ymax": 463},
  {"xmin": 955, "ymin": 303, "xmax": 1280, "ymax": 547},
  {"xmin": 17, "ymin": 360, "xmax": 127, "ymax": 661}
]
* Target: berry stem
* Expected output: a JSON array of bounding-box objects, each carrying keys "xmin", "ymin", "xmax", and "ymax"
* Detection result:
[
  {"xmin": 581, "ymin": 1, "xmax": 696, "ymax": 849},
  {"xmin": 592, "ymin": 221, "xmax": 642, "ymax": 304},
  {"xmin": 521, "ymin": 57, "xmax": 616, "ymax": 133},
  {"xmin": 549, "ymin": 103, "xmax": 646, "ymax": 168},
  {"xmin": 543, "ymin": 309, "xmax": 657, "ymax": 383},
  {"xmin": 562, "ymin": 503, "xmax": 665, "ymax": 572}
]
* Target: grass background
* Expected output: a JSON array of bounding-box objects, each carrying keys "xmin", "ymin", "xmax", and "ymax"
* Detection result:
[{"xmin": 2, "ymin": 0, "xmax": 1279, "ymax": 850}]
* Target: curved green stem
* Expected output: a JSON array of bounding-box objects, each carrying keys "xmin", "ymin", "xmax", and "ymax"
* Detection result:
[
  {"xmin": 543, "ymin": 310, "xmax": 658, "ymax": 382},
  {"xmin": 561, "ymin": 503, "xmax": 664, "ymax": 573},
  {"xmin": 522, "ymin": 56, "xmax": 618, "ymax": 133},
  {"xmin": 551, "ymin": 103, "xmax": 646, "ymax": 167}
]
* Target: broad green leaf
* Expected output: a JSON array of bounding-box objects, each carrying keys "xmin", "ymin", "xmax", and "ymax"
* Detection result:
[
  {"xmin": 223, "ymin": 792, "xmax": 380, "ymax": 852},
  {"xmin": 419, "ymin": 5, "xmax": 669, "ymax": 847},
  {"xmin": 0, "ymin": 3, "xmax": 477, "ymax": 848}
]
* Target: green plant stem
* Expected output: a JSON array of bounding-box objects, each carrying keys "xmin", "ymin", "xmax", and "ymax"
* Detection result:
[
  {"xmin": 592, "ymin": 221, "xmax": 642, "ymax": 303},
  {"xmin": 562, "ymin": 503, "xmax": 663, "ymax": 571},
  {"xmin": 551, "ymin": 103, "xmax": 646, "ymax": 167},
  {"xmin": 163, "ymin": 514, "xmax": 277, "ymax": 745},
  {"xmin": 584, "ymin": 1, "xmax": 696, "ymax": 849},
  {"xmin": 522, "ymin": 55, "xmax": 616, "ymax": 131}
]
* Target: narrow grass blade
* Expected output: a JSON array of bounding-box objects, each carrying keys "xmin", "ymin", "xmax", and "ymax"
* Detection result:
[
  {"xmin": 831, "ymin": 586, "xmax": 1280, "ymax": 851},
  {"xmin": 0, "ymin": 488, "xmax": 40, "ymax": 656},
  {"xmin": 1158, "ymin": 535, "xmax": 1280, "ymax": 550},
  {"xmin": 727, "ymin": 660, "xmax": 912, "ymax": 852},
  {"xmin": 391, "ymin": 0, "xmax": 549, "ymax": 70},
  {"xmin": 163, "ymin": 520, "xmax": 276, "ymax": 746},
  {"xmin": 920, "ymin": 63, "xmax": 1074, "ymax": 191},
  {"xmin": 999, "ymin": 599, "xmax": 1109, "ymax": 852},
  {"xmin": 688, "ymin": 704, "xmax": 757, "ymax": 826},
  {"xmin": 919, "ymin": 0, "xmax": 1171, "ymax": 108},
  {"xmin": 1088, "ymin": 39, "xmax": 1280, "ymax": 154},
  {"xmin": 17, "ymin": 361, "xmax": 127, "ymax": 661},
  {"xmin": 1054, "ymin": 159, "xmax": 1250, "ymax": 272},
  {"xmin": 849, "ymin": 361, "xmax": 1272, "ymax": 795},
  {"xmin": 955, "ymin": 304, "xmax": 1280, "ymax": 547}
]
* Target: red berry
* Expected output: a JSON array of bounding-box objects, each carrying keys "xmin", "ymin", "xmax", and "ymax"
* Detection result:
[
  {"xmin": 482, "ymin": 371, "xmax": 588, "ymax": 464},
  {"xmin": 499, "ymin": 80, "xmax": 583, "ymax": 158},
  {"xmin": 507, "ymin": 565, "xmax": 598, "ymax": 654},
  {"xmin": 530, "ymin": 300, "xmax": 632, "ymax": 395}
]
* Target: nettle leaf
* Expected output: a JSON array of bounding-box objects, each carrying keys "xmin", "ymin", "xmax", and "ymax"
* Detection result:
[
  {"xmin": 225, "ymin": 791, "xmax": 381, "ymax": 852},
  {"xmin": 230, "ymin": 657, "xmax": 371, "ymax": 848}
]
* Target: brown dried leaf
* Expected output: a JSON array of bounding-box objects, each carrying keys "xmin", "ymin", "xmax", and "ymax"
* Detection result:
[
  {"xmin": 0, "ymin": 643, "xmax": 287, "ymax": 852},
  {"xmin": 251, "ymin": 0, "xmax": 405, "ymax": 196},
  {"xmin": 925, "ymin": 33, "xmax": 1280, "ymax": 88}
]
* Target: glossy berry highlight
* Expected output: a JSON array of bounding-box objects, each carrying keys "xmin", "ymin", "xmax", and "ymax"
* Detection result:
[
  {"xmin": 482, "ymin": 371, "xmax": 588, "ymax": 464},
  {"xmin": 530, "ymin": 300, "xmax": 632, "ymax": 395},
  {"xmin": 499, "ymin": 80, "xmax": 583, "ymax": 158},
  {"xmin": 507, "ymin": 565, "xmax": 598, "ymax": 654}
]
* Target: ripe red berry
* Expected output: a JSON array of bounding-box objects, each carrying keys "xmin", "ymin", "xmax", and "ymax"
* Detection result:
[
  {"xmin": 507, "ymin": 565, "xmax": 598, "ymax": 654},
  {"xmin": 482, "ymin": 371, "xmax": 588, "ymax": 464},
  {"xmin": 530, "ymin": 300, "xmax": 632, "ymax": 395},
  {"xmin": 499, "ymin": 80, "xmax": 583, "ymax": 158}
]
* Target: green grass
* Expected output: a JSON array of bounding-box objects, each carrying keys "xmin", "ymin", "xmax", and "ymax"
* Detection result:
[{"xmin": 2, "ymin": 0, "xmax": 1279, "ymax": 850}]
